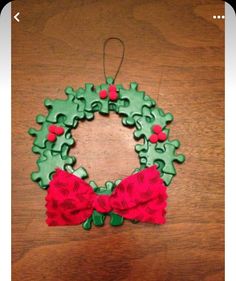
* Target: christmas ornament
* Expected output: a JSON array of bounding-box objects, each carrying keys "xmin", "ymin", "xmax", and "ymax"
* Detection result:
[{"xmin": 29, "ymin": 38, "xmax": 185, "ymax": 230}]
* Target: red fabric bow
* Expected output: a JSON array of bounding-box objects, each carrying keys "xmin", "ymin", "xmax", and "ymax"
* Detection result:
[{"xmin": 46, "ymin": 166, "xmax": 167, "ymax": 226}]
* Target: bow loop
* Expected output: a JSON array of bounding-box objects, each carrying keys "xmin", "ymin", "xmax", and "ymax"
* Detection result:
[{"xmin": 111, "ymin": 167, "xmax": 166, "ymax": 210}]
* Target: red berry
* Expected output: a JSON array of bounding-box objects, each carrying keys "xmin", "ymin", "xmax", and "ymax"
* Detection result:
[
  {"xmin": 109, "ymin": 85, "xmax": 117, "ymax": 92},
  {"xmin": 149, "ymin": 134, "xmax": 158, "ymax": 143},
  {"xmin": 47, "ymin": 133, "xmax": 57, "ymax": 142},
  {"xmin": 158, "ymin": 132, "xmax": 167, "ymax": 141},
  {"xmin": 152, "ymin": 124, "xmax": 162, "ymax": 134},
  {"xmin": 54, "ymin": 126, "xmax": 64, "ymax": 135},
  {"xmin": 48, "ymin": 124, "xmax": 57, "ymax": 133},
  {"xmin": 109, "ymin": 91, "xmax": 118, "ymax": 101},
  {"xmin": 99, "ymin": 90, "xmax": 108, "ymax": 99}
]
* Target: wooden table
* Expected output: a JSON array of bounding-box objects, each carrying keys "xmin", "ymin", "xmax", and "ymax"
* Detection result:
[{"xmin": 12, "ymin": 1, "xmax": 224, "ymax": 280}]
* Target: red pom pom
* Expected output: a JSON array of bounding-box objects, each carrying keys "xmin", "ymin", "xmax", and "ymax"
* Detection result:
[
  {"xmin": 47, "ymin": 133, "xmax": 57, "ymax": 142},
  {"xmin": 158, "ymin": 132, "xmax": 167, "ymax": 141},
  {"xmin": 109, "ymin": 85, "xmax": 117, "ymax": 92},
  {"xmin": 109, "ymin": 91, "xmax": 118, "ymax": 101},
  {"xmin": 152, "ymin": 124, "xmax": 162, "ymax": 134},
  {"xmin": 54, "ymin": 126, "xmax": 64, "ymax": 135},
  {"xmin": 149, "ymin": 134, "xmax": 158, "ymax": 143},
  {"xmin": 48, "ymin": 125, "xmax": 57, "ymax": 133},
  {"xmin": 99, "ymin": 90, "xmax": 108, "ymax": 99}
]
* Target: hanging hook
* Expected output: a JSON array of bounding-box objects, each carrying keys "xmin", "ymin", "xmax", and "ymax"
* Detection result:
[{"xmin": 103, "ymin": 37, "xmax": 125, "ymax": 83}]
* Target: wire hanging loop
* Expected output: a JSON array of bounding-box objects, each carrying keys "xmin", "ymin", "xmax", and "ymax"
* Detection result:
[{"xmin": 103, "ymin": 37, "xmax": 125, "ymax": 83}]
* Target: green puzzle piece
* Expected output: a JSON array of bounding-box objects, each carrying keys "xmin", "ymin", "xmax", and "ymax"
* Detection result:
[
  {"xmin": 134, "ymin": 107, "xmax": 173, "ymax": 140},
  {"xmin": 118, "ymin": 82, "xmax": 156, "ymax": 126},
  {"xmin": 31, "ymin": 150, "xmax": 76, "ymax": 188},
  {"xmin": 137, "ymin": 139, "xmax": 185, "ymax": 185},
  {"xmin": 44, "ymin": 90, "xmax": 83, "ymax": 126},
  {"xmin": 32, "ymin": 142, "xmax": 53, "ymax": 161},
  {"xmin": 135, "ymin": 142, "xmax": 175, "ymax": 186},
  {"xmin": 53, "ymin": 132, "xmax": 74, "ymax": 152},
  {"xmin": 76, "ymin": 99, "xmax": 94, "ymax": 120},
  {"xmin": 65, "ymin": 165, "xmax": 88, "ymax": 179},
  {"xmin": 32, "ymin": 143, "xmax": 72, "ymax": 162},
  {"xmin": 65, "ymin": 86, "xmax": 95, "ymax": 120},
  {"xmin": 28, "ymin": 115, "xmax": 52, "ymax": 148},
  {"xmin": 29, "ymin": 115, "xmax": 75, "ymax": 152},
  {"xmin": 82, "ymin": 181, "xmax": 124, "ymax": 230},
  {"xmin": 135, "ymin": 128, "xmax": 170, "ymax": 153},
  {"xmin": 161, "ymin": 174, "xmax": 175, "ymax": 186},
  {"xmin": 95, "ymin": 78, "xmax": 125, "ymax": 112},
  {"xmin": 135, "ymin": 137, "xmax": 185, "ymax": 186},
  {"xmin": 75, "ymin": 83, "xmax": 109, "ymax": 114}
]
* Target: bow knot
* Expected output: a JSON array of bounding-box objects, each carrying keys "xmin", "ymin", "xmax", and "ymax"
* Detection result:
[
  {"xmin": 46, "ymin": 166, "xmax": 168, "ymax": 226},
  {"xmin": 93, "ymin": 195, "xmax": 112, "ymax": 213}
]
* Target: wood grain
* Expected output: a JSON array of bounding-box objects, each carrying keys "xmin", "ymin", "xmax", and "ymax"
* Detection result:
[{"xmin": 12, "ymin": 0, "xmax": 224, "ymax": 280}]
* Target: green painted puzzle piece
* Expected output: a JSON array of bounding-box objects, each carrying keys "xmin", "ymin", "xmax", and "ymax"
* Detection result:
[
  {"xmin": 32, "ymin": 142, "xmax": 52, "ymax": 161},
  {"xmin": 75, "ymin": 83, "xmax": 109, "ymax": 114},
  {"xmin": 65, "ymin": 165, "xmax": 88, "ymax": 179},
  {"xmin": 134, "ymin": 107, "xmax": 173, "ymax": 140},
  {"xmin": 118, "ymin": 82, "xmax": 156, "ymax": 126},
  {"xmin": 29, "ymin": 115, "xmax": 75, "ymax": 152},
  {"xmin": 95, "ymin": 78, "xmax": 125, "ymax": 112},
  {"xmin": 44, "ymin": 90, "xmax": 83, "ymax": 126},
  {"xmin": 32, "ymin": 143, "xmax": 71, "ymax": 163},
  {"xmin": 28, "ymin": 115, "xmax": 52, "ymax": 148},
  {"xmin": 92, "ymin": 211, "xmax": 106, "ymax": 226},
  {"xmin": 135, "ymin": 128, "xmax": 170, "ymax": 153},
  {"xmin": 137, "ymin": 139, "xmax": 185, "ymax": 185},
  {"xmin": 53, "ymin": 132, "xmax": 74, "ymax": 152},
  {"xmin": 31, "ymin": 150, "xmax": 76, "ymax": 188},
  {"xmin": 139, "ymin": 142, "xmax": 185, "ymax": 174},
  {"xmin": 65, "ymin": 87, "xmax": 95, "ymax": 120}
]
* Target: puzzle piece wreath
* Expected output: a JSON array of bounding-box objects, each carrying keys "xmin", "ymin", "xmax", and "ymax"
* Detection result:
[{"xmin": 29, "ymin": 77, "xmax": 185, "ymax": 229}]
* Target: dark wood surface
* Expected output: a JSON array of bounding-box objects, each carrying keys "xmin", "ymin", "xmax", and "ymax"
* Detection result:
[{"xmin": 12, "ymin": 1, "xmax": 224, "ymax": 280}]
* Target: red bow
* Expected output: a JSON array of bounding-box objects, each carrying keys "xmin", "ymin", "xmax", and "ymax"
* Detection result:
[{"xmin": 46, "ymin": 166, "xmax": 167, "ymax": 226}]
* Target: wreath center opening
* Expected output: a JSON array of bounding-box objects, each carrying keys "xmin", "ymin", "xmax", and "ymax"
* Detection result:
[{"xmin": 70, "ymin": 112, "xmax": 140, "ymax": 186}]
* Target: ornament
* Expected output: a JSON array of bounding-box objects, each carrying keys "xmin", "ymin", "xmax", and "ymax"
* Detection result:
[{"xmin": 29, "ymin": 38, "xmax": 185, "ymax": 230}]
